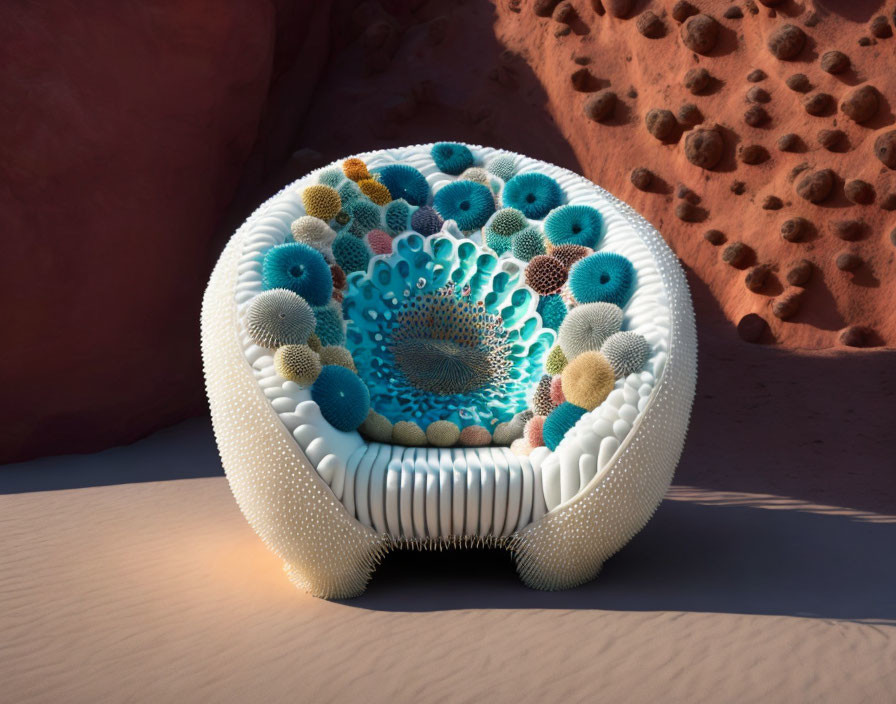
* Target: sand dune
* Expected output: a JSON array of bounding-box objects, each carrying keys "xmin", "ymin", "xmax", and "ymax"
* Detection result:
[{"xmin": 2, "ymin": 414, "xmax": 894, "ymax": 704}]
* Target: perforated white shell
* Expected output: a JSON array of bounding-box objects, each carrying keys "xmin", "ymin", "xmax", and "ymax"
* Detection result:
[{"xmin": 202, "ymin": 144, "xmax": 697, "ymax": 598}]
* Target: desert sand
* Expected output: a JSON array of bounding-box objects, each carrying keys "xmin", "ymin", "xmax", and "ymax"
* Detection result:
[{"xmin": 3, "ymin": 320, "xmax": 894, "ymax": 703}]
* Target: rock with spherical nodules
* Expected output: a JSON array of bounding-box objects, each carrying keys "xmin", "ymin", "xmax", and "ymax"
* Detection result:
[
  {"xmin": 558, "ymin": 302, "xmax": 623, "ymax": 359},
  {"xmin": 704, "ymin": 229, "xmax": 725, "ymax": 245},
  {"xmin": 762, "ymin": 196, "xmax": 783, "ymax": 210},
  {"xmin": 836, "ymin": 252, "xmax": 862, "ymax": 271},
  {"xmin": 818, "ymin": 129, "xmax": 845, "ymax": 150},
  {"xmin": 773, "ymin": 289, "xmax": 803, "ymax": 320},
  {"xmin": 744, "ymin": 264, "xmax": 770, "ymax": 292},
  {"xmin": 680, "ymin": 14, "xmax": 720, "ymax": 54},
  {"xmin": 678, "ymin": 103, "xmax": 702, "ymax": 125},
  {"xmin": 553, "ymin": 1, "xmax": 577, "ymax": 23},
  {"xmin": 785, "ymin": 73, "xmax": 811, "ymax": 92},
  {"xmin": 584, "ymin": 90, "xmax": 617, "ymax": 122},
  {"xmin": 844, "ymin": 180, "xmax": 874, "ymax": 204},
  {"xmin": 875, "ymin": 131, "xmax": 896, "ymax": 169},
  {"xmin": 722, "ymin": 241, "xmax": 752, "ymax": 268},
  {"xmin": 831, "ymin": 219, "xmax": 865, "ymax": 241},
  {"xmin": 739, "ymin": 144, "xmax": 769, "ymax": 164},
  {"xmin": 781, "ymin": 217, "xmax": 810, "ymax": 242},
  {"xmin": 870, "ymin": 15, "xmax": 892, "ymax": 38},
  {"xmin": 804, "ymin": 92, "xmax": 834, "ymax": 116},
  {"xmin": 604, "ymin": 0, "xmax": 632, "ymax": 17},
  {"xmin": 840, "ymin": 325, "xmax": 869, "ymax": 347},
  {"xmin": 683, "ymin": 67, "xmax": 711, "ymax": 94},
  {"xmin": 820, "ymin": 50, "xmax": 850, "ymax": 74},
  {"xmin": 796, "ymin": 169, "xmax": 834, "ymax": 203},
  {"xmin": 675, "ymin": 201, "xmax": 702, "ymax": 222},
  {"xmin": 746, "ymin": 86, "xmax": 770, "ymax": 104},
  {"xmin": 359, "ymin": 410, "xmax": 393, "ymax": 443},
  {"xmin": 776, "ymin": 133, "xmax": 800, "ymax": 152},
  {"xmin": 737, "ymin": 314, "xmax": 768, "ymax": 343},
  {"xmin": 768, "ymin": 24, "xmax": 806, "ymax": 59},
  {"xmin": 684, "ymin": 128, "xmax": 724, "ymax": 169},
  {"xmin": 636, "ymin": 10, "xmax": 666, "ymax": 38},
  {"xmin": 645, "ymin": 109, "xmax": 677, "ymax": 140},
  {"xmin": 630, "ymin": 167, "xmax": 653, "ymax": 190},
  {"xmin": 786, "ymin": 259, "xmax": 813, "ymax": 286},
  {"xmin": 671, "ymin": 0, "xmax": 698, "ymax": 22},
  {"xmin": 533, "ymin": 0, "xmax": 561, "ymax": 17},
  {"xmin": 841, "ymin": 85, "xmax": 879, "ymax": 123},
  {"xmin": 744, "ymin": 105, "xmax": 770, "ymax": 127}
]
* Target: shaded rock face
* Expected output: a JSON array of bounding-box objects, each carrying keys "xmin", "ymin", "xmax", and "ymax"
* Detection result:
[
  {"xmin": 7, "ymin": 0, "xmax": 896, "ymax": 461},
  {"xmin": 1, "ymin": 1, "xmax": 328, "ymax": 462}
]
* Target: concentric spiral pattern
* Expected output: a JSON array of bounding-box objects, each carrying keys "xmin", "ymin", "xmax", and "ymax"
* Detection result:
[{"xmin": 343, "ymin": 233, "xmax": 554, "ymax": 430}]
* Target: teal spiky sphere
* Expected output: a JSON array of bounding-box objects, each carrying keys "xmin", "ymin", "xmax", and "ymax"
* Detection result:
[
  {"xmin": 332, "ymin": 232, "xmax": 371, "ymax": 274},
  {"xmin": 347, "ymin": 199, "xmax": 382, "ymax": 237},
  {"xmin": 510, "ymin": 226, "xmax": 547, "ymax": 261},
  {"xmin": 313, "ymin": 300, "xmax": 347, "ymax": 346},
  {"xmin": 318, "ymin": 168, "xmax": 344, "ymax": 188},
  {"xmin": 536, "ymin": 293, "xmax": 567, "ymax": 330},
  {"xmin": 261, "ymin": 243, "xmax": 333, "ymax": 306},
  {"xmin": 375, "ymin": 164, "xmax": 430, "ymax": 206},
  {"xmin": 544, "ymin": 204, "xmax": 604, "ymax": 248},
  {"xmin": 543, "ymin": 402, "xmax": 587, "ymax": 450},
  {"xmin": 569, "ymin": 252, "xmax": 636, "ymax": 307},
  {"xmin": 310, "ymin": 365, "xmax": 370, "ymax": 431},
  {"xmin": 502, "ymin": 172, "xmax": 563, "ymax": 219},
  {"xmin": 431, "ymin": 142, "xmax": 474, "ymax": 175},
  {"xmin": 489, "ymin": 208, "xmax": 528, "ymax": 237},
  {"xmin": 385, "ymin": 198, "xmax": 413, "ymax": 236},
  {"xmin": 433, "ymin": 180, "xmax": 495, "ymax": 231}
]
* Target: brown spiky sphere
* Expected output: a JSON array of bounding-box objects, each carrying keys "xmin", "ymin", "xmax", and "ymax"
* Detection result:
[
  {"xmin": 358, "ymin": 179, "xmax": 392, "ymax": 205},
  {"xmin": 531, "ymin": 374, "xmax": 557, "ymax": 416},
  {"xmin": 306, "ymin": 333, "xmax": 322, "ymax": 352},
  {"xmin": 342, "ymin": 158, "xmax": 371, "ymax": 182},
  {"xmin": 330, "ymin": 264, "xmax": 347, "ymax": 291},
  {"xmin": 301, "ymin": 185, "xmax": 342, "ymax": 221},
  {"xmin": 392, "ymin": 421, "xmax": 426, "ymax": 446},
  {"xmin": 550, "ymin": 244, "xmax": 592, "ymax": 269},
  {"xmin": 359, "ymin": 409, "xmax": 393, "ymax": 442},
  {"xmin": 525, "ymin": 255, "xmax": 569, "ymax": 295},
  {"xmin": 274, "ymin": 344, "xmax": 322, "ymax": 386}
]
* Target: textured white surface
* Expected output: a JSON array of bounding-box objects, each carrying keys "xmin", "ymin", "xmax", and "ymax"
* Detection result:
[{"xmin": 202, "ymin": 143, "xmax": 696, "ymax": 596}]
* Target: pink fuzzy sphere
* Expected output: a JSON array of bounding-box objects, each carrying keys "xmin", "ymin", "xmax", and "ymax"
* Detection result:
[
  {"xmin": 366, "ymin": 229, "xmax": 393, "ymax": 255},
  {"xmin": 524, "ymin": 415, "xmax": 546, "ymax": 447},
  {"xmin": 549, "ymin": 375, "xmax": 565, "ymax": 406},
  {"xmin": 510, "ymin": 437, "xmax": 533, "ymax": 456}
]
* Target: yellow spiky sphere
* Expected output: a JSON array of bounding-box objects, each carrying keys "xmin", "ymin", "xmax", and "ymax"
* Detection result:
[
  {"xmin": 359, "ymin": 410, "xmax": 393, "ymax": 443},
  {"xmin": 306, "ymin": 333, "xmax": 322, "ymax": 352},
  {"xmin": 301, "ymin": 185, "xmax": 342, "ymax": 221},
  {"xmin": 358, "ymin": 178, "xmax": 392, "ymax": 205},
  {"xmin": 561, "ymin": 351, "xmax": 615, "ymax": 411},
  {"xmin": 426, "ymin": 420, "xmax": 461, "ymax": 447},
  {"xmin": 342, "ymin": 157, "xmax": 370, "ymax": 182},
  {"xmin": 393, "ymin": 421, "xmax": 426, "ymax": 446},
  {"xmin": 273, "ymin": 344, "xmax": 322, "ymax": 386},
  {"xmin": 318, "ymin": 345, "xmax": 356, "ymax": 372}
]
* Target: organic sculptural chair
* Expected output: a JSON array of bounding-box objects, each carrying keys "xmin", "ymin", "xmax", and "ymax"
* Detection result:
[{"xmin": 202, "ymin": 143, "xmax": 696, "ymax": 598}]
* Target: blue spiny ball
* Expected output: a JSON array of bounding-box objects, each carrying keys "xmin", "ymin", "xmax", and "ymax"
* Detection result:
[
  {"xmin": 338, "ymin": 180, "xmax": 362, "ymax": 208},
  {"xmin": 543, "ymin": 204, "xmax": 603, "ymax": 248},
  {"xmin": 433, "ymin": 180, "xmax": 495, "ymax": 231},
  {"xmin": 347, "ymin": 199, "xmax": 382, "ymax": 237},
  {"xmin": 313, "ymin": 301, "xmax": 347, "ymax": 346},
  {"xmin": 431, "ymin": 142, "xmax": 474, "ymax": 175},
  {"xmin": 536, "ymin": 294, "xmax": 567, "ymax": 331},
  {"xmin": 262, "ymin": 243, "xmax": 333, "ymax": 306},
  {"xmin": 502, "ymin": 172, "xmax": 564, "ymax": 219},
  {"xmin": 510, "ymin": 226, "xmax": 546, "ymax": 261},
  {"xmin": 332, "ymin": 232, "xmax": 371, "ymax": 274},
  {"xmin": 385, "ymin": 199, "xmax": 412, "ymax": 236},
  {"xmin": 374, "ymin": 164, "xmax": 431, "ymax": 206},
  {"xmin": 311, "ymin": 365, "xmax": 370, "ymax": 431},
  {"xmin": 485, "ymin": 229, "xmax": 512, "ymax": 255},
  {"xmin": 410, "ymin": 205, "xmax": 443, "ymax": 236},
  {"xmin": 543, "ymin": 402, "xmax": 587, "ymax": 450},
  {"xmin": 318, "ymin": 168, "xmax": 343, "ymax": 188},
  {"xmin": 569, "ymin": 252, "xmax": 636, "ymax": 307}
]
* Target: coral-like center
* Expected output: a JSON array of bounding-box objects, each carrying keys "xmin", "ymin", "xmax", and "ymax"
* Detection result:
[{"xmin": 393, "ymin": 338, "xmax": 491, "ymax": 395}]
